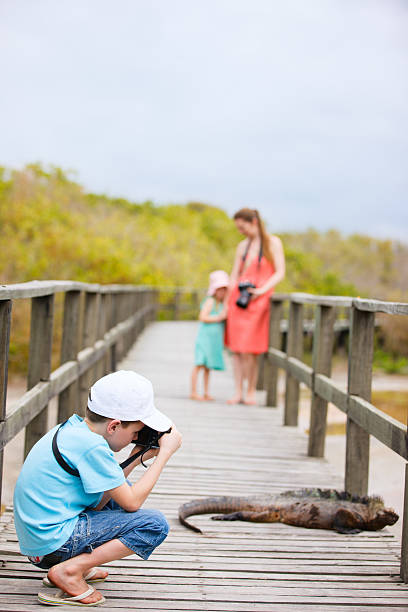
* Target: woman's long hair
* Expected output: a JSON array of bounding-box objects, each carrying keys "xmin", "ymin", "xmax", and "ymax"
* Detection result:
[{"xmin": 233, "ymin": 208, "xmax": 274, "ymax": 267}]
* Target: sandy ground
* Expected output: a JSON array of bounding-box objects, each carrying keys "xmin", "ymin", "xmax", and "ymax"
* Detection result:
[{"xmin": 2, "ymin": 361, "xmax": 406, "ymax": 541}]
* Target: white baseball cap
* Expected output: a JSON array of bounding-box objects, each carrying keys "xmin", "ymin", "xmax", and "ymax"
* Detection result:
[{"xmin": 87, "ymin": 370, "xmax": 172, "ymax": 431}]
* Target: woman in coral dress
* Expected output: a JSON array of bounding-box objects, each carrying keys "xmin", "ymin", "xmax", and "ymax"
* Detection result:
[{"xmin": 225, "ymin": 208, "xmax": 285, "ymax": 405}]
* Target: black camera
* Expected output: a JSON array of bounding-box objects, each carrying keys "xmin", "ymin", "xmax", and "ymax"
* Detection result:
[
  {"xmin": 236, "ymin": 281, "xmax": 256, "ymax": 309},
  {"xmin": 132, "ymin": 425, "xmax": 172, "ymax": 449},
  {"xmin": 125, "ymin": 425, "xmax": 172, "ymax": 468}
]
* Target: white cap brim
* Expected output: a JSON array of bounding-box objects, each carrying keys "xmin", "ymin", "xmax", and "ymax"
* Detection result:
[{"xmin": 141, "ymin": 406, "xmax": 172, "ymax": 431}]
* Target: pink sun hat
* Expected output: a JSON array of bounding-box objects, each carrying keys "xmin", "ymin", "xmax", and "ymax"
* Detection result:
[{"xmin": 207, "ymin": 270, "xmax": 229, "ymax": 296}]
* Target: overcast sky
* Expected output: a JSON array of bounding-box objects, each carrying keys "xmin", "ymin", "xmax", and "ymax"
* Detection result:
[{"xmin": 0, "ymin": 0, "xmax": 407, "ymax": 240}]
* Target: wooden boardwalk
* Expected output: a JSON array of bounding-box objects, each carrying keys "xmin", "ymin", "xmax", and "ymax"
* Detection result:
[{"xmin": 0, "ymin": 321, "xmax": 406, "ymax": 611}]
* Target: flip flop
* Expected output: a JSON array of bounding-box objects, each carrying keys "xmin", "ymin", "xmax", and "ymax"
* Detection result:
[
  {"xmin": 38, "ymin": 586, "xmax": 105, "ymax": 606},
  {"xmin": 43, "ymin": 568, "xmax": 106, "ymax": 588}
]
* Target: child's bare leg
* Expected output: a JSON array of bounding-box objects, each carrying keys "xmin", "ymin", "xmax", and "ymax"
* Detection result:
[
  {"xmin": 244, "ymin": 353, "xmax": 258, "ymax": 404},
  {"xmin": 203, "ymin": 367, "xmax": 214, "ymax": 400},
  {"xmin": 228, "ymin": 353, "xmax": 244, "ymax": 404},
  {"xmin": 190, "ymin": 366, "xmax": 203, "ymax": 400},
  {"xmin": 47, "ymin": 539, "xmax": 133, "ymax": 604}
]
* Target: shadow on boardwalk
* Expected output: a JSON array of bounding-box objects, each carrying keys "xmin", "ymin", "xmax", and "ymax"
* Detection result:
[{"xmin": 0, "ymin": 321, "xmax": 406, "ymax": 611}]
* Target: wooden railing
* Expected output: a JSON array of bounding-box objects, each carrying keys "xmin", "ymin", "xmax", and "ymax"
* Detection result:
[
  {"xmin": 259, "ymin": 292, "xmax": 408, "ymax": 581},
  {"xmin": 0, "ymin": 281, "xmax": 158, "ymax": 510},
  {"xmin": 1, "ymin": 282, "xmax": 407, "ymax": 577}
]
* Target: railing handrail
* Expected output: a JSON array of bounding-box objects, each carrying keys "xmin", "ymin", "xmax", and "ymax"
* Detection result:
[
  {"xmin": 272, "ymin": 291, "xmax": 408, "ymax": 314},
  {"xmin": 0, "ymin": 280, "xmax": 153, "ymax": 300},
  {"xmin": 262, "ymin": 291, "xmax": 408, "ymax": 581}
]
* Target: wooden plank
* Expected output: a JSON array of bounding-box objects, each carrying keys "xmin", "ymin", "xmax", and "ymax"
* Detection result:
[
  {"xmin": 58, "ymin": 290, "xmax": 81, "ymax": 421},
  {"xmin": 0, "ymin": 300, "xmax": 11, "ymax": 509},
  {"xmin": 345, "ymin": 307, "xmax": 374, "ymax": 496},
  {"xmin": 0, "ymin": 281, "xmax": 151, "ymax": 300},
  {"xmin": 401, "ymin": 463, "xmax": 408, "ymax": 582},
  {"xmin": 308, "ymin": 305, "xmax": 335, "ymax": 457},
  {"xmin": 23, "ymin": 294, "xmax": 54, "ymax": 457},
  {"xmin": 347, "ymin": 395, "xmax": 407, "ymax": 459},
  {"xmin": 353, "ymin": 297, "xmax": 408, "ymax": 316},
  {"xmin": 286, "ymin": 357, "xmax": 313, "ymax": 388},
  {"xmin": 265, "ymin": 299, "xmax": 283, "ymax": 407},
  {"xmin": 284, "ymin": 301, "xmax": 303, "ymax": 426},
  {"xmin": 314, "ymin": 374, "xmax": 348, "ymax": 413},
  {"xmin": 289, "ymin": 293, "xmax": 353, "ymax": 308}
]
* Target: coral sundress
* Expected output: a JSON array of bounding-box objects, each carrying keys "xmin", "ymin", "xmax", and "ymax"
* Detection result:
[{"xmin": 225, "ymin": 247, "xmax": 275, "ymax": 354}]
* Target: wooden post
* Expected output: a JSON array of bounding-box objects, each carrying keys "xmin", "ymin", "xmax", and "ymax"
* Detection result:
[
  {"xmin": 58, "ymin": 291, "xmax": 81, "ymax": 422},
  {"xmin": 96, "ymin": 292, "xmax": 108, "ymax": 379},
  {"xmin": 256, "ymin": 354, "xmax": 266, "ymax": 390},
  {"xmin": 174, "ymin": 290, "xmax": 181, "ymax": 321},
  {"xmin": 192, "ymin": 290, "xmax": 199, "ymax": 318},
  {"xmin": 0, "ymin": 300, "xmax": 12, "ymax": 510},
  {"xmin": 284, "ymin": 301, "xmax": 303, "ymax": 426},
  {"xmin": 266, "ymin": 299, "xmax": 283, "ymax": 407},
  {"xmin": 24, "ymin": 294, "xmax": 54, "ymax": 457},
  {"xmin": 401, "ymin": 464, "xmax": 408, "ymax": 582},
  {"xmin": 78, "ymin": 292, "xmax": 99, "ymax": 416},
  {"xmin": 308, "ymin": 305, "xmax": 336, "ymax": 457},
  {"xmin": 345, "ymin": 306, "xmax": 374, "ymax": 495}
]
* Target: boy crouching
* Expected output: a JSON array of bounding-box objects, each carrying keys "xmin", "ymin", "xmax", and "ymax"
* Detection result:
[{"xmin": 13, "ymin": 370, "xmax": 182, "ymax": 606}]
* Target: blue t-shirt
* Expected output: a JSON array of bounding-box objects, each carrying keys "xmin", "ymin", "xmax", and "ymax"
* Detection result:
[{"xmin": 13, "ymin": 414, "xmax": 125, "ymax": 556}]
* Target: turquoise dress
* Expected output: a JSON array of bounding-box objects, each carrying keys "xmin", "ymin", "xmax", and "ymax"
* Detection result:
[{"xmin": 194, "ymin": 298, "xmax": 225, "ymax": 370}]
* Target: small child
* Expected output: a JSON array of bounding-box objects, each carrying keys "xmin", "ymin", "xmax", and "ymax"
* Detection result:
[{"xmin": 190, "ymin": 270, "xmax": 229, "ymax": 401}]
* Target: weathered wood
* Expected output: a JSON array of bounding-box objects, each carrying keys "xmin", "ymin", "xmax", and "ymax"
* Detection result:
[
  {"xmin": 57, "ymin": 290, "xmax": 81, "ymax": 422},
  {"xmin": 308, "ymin": 305, "xmax": 336, "ymax": 457},
  {"xmin": 256, "ymin": 354, "xmax": 266, "ymax": 390},
  {"xmin": 1, "ymin": 319, "xmax": 405, "ymax": 611},
  {"xmin": 78, "ymin": 291, "xmax": 99, "ymax": 416},
  {"xmin": 265, "ymin": 299, "xmax": 283, "ymax": 407},
  {"xmin": 173, "ymin": 290, "xmax": 181, "ymax": 321},
  {"xmin": 24, "ymin": 295, "xmax": 54, "ymax": 458},
  {"xmin": 0, "ymin": 303, "xmax": 155, "ymax": 450},
  {"xmin": 314, "ymin": 374, "xmax": 348, "ymax": 413},
  {"xmin": 401, "ymin": 464, "xmax": 408, "ymax": 582},
  {"xmin": 354, "ymin": 297, "xmax": 408, "ymax": 316},
  {"xmin": 345, "ymin": 307, "xmax": 375, "ymax": 496},
  {"xmin": 0, "ymin": 301, "xmax": 11, "ymax": 509},
  {"xmin": 284, "ymin": 301, "xmax": 304, "ymax": 426}
]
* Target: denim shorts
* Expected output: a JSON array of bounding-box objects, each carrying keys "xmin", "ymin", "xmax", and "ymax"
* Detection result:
[{"xmin": 28, "ymin": 498, "xmax": 169, "ymax": 570}]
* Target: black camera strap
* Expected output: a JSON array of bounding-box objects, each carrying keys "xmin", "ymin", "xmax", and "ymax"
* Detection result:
[
  {"xmin": 241, "ymin": 240, "xmax": 263, "ymax": 268},
  {"xmin": 52, "ymin": 420, "xmax": 148, "ymax": 477},
  {"xmin": 52, "ymin": 421, "xmax": 80, "ymax": 477}
]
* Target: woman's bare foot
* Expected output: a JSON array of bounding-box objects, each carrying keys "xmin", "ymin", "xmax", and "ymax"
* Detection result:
[
  {"xmin": 227, "ymin": 395, "xmax": 242, "ymax": 405},
  {"xmin": 244, "ymin": 392, "xmax": 257, "ymax": 405},
  {"xmin": 47, "ymin": 563, "xmax": 104, "ymax": 604},
  {"xmin": 202, "ymin": 394, "xmax": 214, "ymax": 401},
  {"xmin": 190, "ymin": 393, "xmax": 204, "ymax": 401}
]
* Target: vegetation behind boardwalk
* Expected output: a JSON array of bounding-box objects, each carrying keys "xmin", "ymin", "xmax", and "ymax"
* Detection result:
[{"xmin": 1, "ymin": 164, "xmax": 408, "ymax": 373}]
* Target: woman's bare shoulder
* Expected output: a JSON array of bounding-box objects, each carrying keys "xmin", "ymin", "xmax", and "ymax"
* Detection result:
[
  {"xmin": 236, "ymin": 238, "xmax": 248, "ymax": 254},
  {"xmin": 268, "ymin": 234, "xmax": 283, "ymax": 248}
]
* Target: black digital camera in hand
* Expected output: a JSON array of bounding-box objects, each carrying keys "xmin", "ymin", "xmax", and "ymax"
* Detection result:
[
  {"xmin": 120, "ymin": 425, "xmax": 172, "ymax": 470},
  {"xmin": 236, "ymin": 281, "xmax": 256, "ymax": 309},
  {"xmin": 132, "ymin": 425, "xmax": 172, "ymax": 449}
]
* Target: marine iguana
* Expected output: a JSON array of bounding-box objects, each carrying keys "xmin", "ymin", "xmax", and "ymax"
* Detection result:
[{"xmin": 178, "ymin": 488, "xmax": 398, "ymax": 534}]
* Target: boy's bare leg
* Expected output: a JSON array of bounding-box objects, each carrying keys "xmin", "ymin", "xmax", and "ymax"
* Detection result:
[
  {"xmin": 203, "ymin": 367, "xmax": 214, "ymax": 400},
  {"xmin": 47, "ymin": 539, "xmax": 134, "ymax": 604},
  {"xmin": 228, "ymin": 353, "xmax": 244, "ymax": 404},
  {"xmin": 244, "ymin": 353, "xmax": 258, "ymax": 405},
  {"xmin": 190, "ymin": 366, "xmax": 203, "ymax": 400}
]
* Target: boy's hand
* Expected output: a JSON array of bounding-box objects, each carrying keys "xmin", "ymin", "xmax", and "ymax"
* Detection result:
[{"xmin": 158, "ymin": 425, "xmax": 182, "ymax": 457}]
